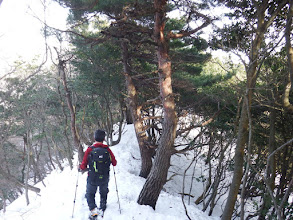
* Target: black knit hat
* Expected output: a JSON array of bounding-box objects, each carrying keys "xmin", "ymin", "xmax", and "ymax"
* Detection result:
[{"xmin": 94, "ymin": 129, "xmax": 106, "ymax": 142}]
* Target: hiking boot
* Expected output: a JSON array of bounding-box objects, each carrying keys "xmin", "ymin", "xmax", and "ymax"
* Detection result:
[{"xmin": 90, "ymin": 207, "xmax": 99, "ymax": 217}]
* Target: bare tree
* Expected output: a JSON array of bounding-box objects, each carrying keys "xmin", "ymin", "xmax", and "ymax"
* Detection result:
[{"xmin": 55, "ymin": 51, "xmax": 84, "ymax": 163}]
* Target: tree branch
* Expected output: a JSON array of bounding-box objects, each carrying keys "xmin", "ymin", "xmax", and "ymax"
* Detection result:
[
  {"xmin": 176, "ymin": 109, "xmax": 221, "ymax": 136},
  {"xmin": 168, "ymin": 11, "xmax": 211, "ymax": 39},
  {"xmin": 0, "ymin": 165, "xmax": 40, "ymax": 193}
]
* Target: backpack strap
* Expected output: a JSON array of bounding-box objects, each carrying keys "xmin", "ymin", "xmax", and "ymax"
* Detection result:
[{"xmin": 90, "ymin": 145, "xmax": 108, "ymax": 149}]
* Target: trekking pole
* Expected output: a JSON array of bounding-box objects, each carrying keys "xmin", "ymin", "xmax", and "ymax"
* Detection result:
[
  {"xmin": 113, "ymin": 166, "xmax": 122, "ymax": 214},
  {"xmin": 72, "ymin": 169, "xmax": 80, "ymax": 218}
]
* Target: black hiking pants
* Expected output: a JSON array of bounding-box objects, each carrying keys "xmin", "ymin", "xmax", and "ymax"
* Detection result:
[{"xmin": 86, "ymin": 175, "xmax": 109, "ymax": 211}]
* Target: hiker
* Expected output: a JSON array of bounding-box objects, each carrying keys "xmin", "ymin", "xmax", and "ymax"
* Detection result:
[{"xmin": 79, "ymin": 129, "xmax": 117, "ymax": 218}]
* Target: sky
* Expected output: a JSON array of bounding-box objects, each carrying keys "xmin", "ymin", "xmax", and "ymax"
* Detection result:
[
  {"xmin": 0, "ymin": 124, "xmax": 221, "ymax": 220},
  {"xmin": 0, "ymin": 0, "xmax": 68, "ymax": 73}
]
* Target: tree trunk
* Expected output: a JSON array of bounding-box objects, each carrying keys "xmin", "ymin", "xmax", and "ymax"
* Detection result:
[
  {"xmin": 0, "ymin": 190, "xmax": 6, "ymax": 213},
  {"xmin": 222, "ymin": 5, "xmax": 267, "ymax": 219},
  {"xmin": 44, "ymin": 133, "xmax": 56, "ymax": 170},
  {"xmin": 50, "ymin": 134, "xmax": 64, "ymax": 171},
  {"xmin": 121, "ymin": 40, "xmax": 154, "ymax": 178},
  {"xmin": 125, "ymin": 106, "xmax": 133, "ymax": 124},
  {"xmin": 137, "ymin": 0, "xmax": 177, "ymax": 209},
  {"xmin": 24, "ymin": 135, "xmax": 31, "ymax": 205},
  {"xmin": 256, "ymin": 105, "xmax": 277, "ymax": 219},
  {"xmin": 57, "ymin": 84, "xmax": 74, "ymax": 169},
  {"xmin": 268, "ymin": 107, "xmax": 276, "ymax": 189},
  {"xmin": 222, "ymin": 3, "xmax": 288, "ymax": 218},
  {"xmin": 284, "ymin": 0, "xmax": 293, "ymax": 112},
  {"xmin": 58, "ymin": 59, "xmax": 84, "ymax": 162},
  {"xmin": 63, "ymin": 128, "xmax": 74, "ymax": 170},
  {"xmin": 108, "ymin": 95, "xmax": 124, "ymax": 146}
]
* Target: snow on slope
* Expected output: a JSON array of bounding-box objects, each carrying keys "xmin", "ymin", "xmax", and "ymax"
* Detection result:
[{"xmin": 0, "ymin": 124, "xmax": 220, "ymax": 220}]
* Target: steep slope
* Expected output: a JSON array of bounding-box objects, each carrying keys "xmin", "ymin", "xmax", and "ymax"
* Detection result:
[{"xmin": 0, "ymin": 125, "xmax": 220, "ymax": 220}]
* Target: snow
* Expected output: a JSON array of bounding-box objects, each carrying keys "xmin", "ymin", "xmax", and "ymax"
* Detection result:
[{"xmin": 0, "ymin": 124, "xmax": 220, "ymax": 220}]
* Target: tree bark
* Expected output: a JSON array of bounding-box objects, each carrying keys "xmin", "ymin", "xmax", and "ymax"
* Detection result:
[
  {"xmin": 137, "ymin": 0, "xmax": 177, "ymax": 209},
  {"xmin": 121, "ymin": 40, "xmax": 154, "ymax": 178}
]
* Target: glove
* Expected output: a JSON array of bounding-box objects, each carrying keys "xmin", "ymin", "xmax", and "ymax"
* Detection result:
[{"xmin": 78, "ymin": 167, "xmax": 88, "ymax": 174}]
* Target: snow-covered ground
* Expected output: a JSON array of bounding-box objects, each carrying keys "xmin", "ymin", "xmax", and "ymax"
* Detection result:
[{"xmin": 0, "ymin": 125, "xmax": 220, "ymax": 220}]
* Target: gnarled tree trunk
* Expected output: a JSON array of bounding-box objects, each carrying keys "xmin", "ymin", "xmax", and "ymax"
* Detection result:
[
  {"xmin": 58, "ymin": 58, "xmax": 84, "ymax": 163},
  {"xmin": 137, "ymin": 0, "xmax": 177, "ymax": 209},
  {"xmin": 121, "ymin": 40, "xmax": 154, "ymax": 178}
]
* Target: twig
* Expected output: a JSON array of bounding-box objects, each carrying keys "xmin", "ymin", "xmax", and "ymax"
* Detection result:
[{"xmin": 181, "ymin": 156, "xmax": 196, "ymax": 220}]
